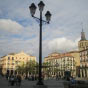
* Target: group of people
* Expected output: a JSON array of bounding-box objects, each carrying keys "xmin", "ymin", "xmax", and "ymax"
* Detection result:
[{"xmin": 7, "ymin": 75, "xmax": 22, "ymax": 86}]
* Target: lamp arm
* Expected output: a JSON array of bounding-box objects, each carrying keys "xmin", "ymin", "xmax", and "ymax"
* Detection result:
[{"xmin": 32, "ymin": 15, "xmax": 48, "ymax": 23}]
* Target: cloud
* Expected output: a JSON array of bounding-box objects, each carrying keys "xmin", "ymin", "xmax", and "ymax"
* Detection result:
[
  {"xmin": 47, "ymin": 37, "xmax": 79, "ymax": 52},
  {"xmin": 0, "ymin": 0, "xmax": 88, "ymax": 60},
  {"xmin": 0, "ymin": 37, "xmax": 39, "ymax": 57},
  {"xmin": 0, "ymin": 19, "xmax": 24, "ymax": 33},
  {"xmin": 0, "ymin": 36, "xmax": 80, "ymax": 61}
]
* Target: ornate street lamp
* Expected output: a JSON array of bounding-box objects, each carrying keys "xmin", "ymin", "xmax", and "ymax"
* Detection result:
[
  {"xmin": 29, "ymin": 1, "xmax": 51, "ymax": 85},
  {"xmin": 29, "ymin": 3, "xmax": 37, "ymax": 17},
  {"xmin": 38, "ymin": 1, "xmax": 45, "ymax": 12},
  {"xmin": 45, "ymin": 11, "xmax": 51, "ymax": 23}
]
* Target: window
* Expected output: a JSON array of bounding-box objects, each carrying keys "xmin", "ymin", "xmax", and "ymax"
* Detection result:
[
  {"xmin": 80, "ymin": 58, "xmax": 82, "ymax": 62},
  {"xmin": 80, "ymin": 43, "xmax": 81, "ymax": 47},
  {"xmin": 81, "ymin": 43, "xmax": 83, "ymax": 47},
  {"xmin": 12, "ymin": 57, "xmax": 14, "ymax": 60},
  {"xmin": 15, "ymin": 61, "xmax": 18, "ymax": 64},
  {"xmin": 8, "ymin": 57, "xmax": 10, "ymax": 60},
  {"xmin": 85, "ymin": 42, "xmax": 88, "ymax": 46},
  {"xmin": 67, "ymin": 58, "xmax": 69, "ymax": 61},
  {"xmin": 80, "ymin": 53, "xmax": 82, "ymax": 57}
]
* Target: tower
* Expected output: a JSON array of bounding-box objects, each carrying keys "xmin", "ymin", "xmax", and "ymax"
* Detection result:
[
  {"xmin": 81, "ymin": 28, "xmax": 86, "ymax": 41},
  {"xmin": 78, "ymin": 29, "xmax": 88, "ymax": 51}
]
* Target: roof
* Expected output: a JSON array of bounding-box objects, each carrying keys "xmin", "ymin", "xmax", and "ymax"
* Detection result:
[
  {"xmin": 9, "ymin": 53, "xmax": 16, "ymax": 55},
  {"xmin": 0, "ymin": 55, "xmax": 7, "ymax": 58},
  {"xmin": 68, "ymin": 51, "xmax": 79, "ymax": 53},
  {"xmin": 44, "ymin": 52, "xmax": 74, "ymax": 61},
  {"xmin": 0, "ymin": 51, "xmax": 34, "ymax": 59}
]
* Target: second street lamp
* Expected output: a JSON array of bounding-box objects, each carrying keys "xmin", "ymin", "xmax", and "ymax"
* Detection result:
[
  {"xmin": 45, "ymin": 11, "xmax": 51, "ymax": 23},
  {"xmin": 29, "ymin": 3, "xmax": 37, "ymax": 17},
  {"xmin": 29, "ymin": 1, "xmax": 51, "ymax": 85}
]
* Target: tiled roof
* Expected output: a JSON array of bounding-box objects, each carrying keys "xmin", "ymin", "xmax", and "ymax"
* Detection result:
[{"xmin": 44, "ymin": 53, "xmax": 73, "ymax": 61}]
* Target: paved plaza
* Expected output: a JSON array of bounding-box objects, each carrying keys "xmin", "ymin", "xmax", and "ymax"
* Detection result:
[{"xmin": 0, "ymin": 76, "xmax": 64, "ymax": 88}]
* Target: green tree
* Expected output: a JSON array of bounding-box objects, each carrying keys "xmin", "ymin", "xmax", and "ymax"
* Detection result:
[
  {"xmin": 16, "ymin": 62, "xmax": 25, "ymax": 74},
  {"xmin": 16, "ymin": 60, "xmax": 38, "ymax": 76},
  {"xmin": 25, "ymin": 60, "xmax": 36, "ymax": 75},
  {"xmin": 43, "ymin": 62, "xmax": 51, "ymax": 78}
]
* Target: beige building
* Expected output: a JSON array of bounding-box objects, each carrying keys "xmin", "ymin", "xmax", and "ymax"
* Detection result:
[
  {"xmin": 44, "ymin": 52, "xmax": 80, "ymax": 77},
  {"xmin": 67, "ymin": 51, "xmax": 80, "ymax": 66},
  {"xmin": 80, "ymin": 48, "xmax": 88, "ymax": 78},
  {"xmin": 0, "ymin": 51, "xmax": 36, "ymax": 75},
  {"xmin": 78, "ymin": 29, "xmax": 88, "ymax": 79}
]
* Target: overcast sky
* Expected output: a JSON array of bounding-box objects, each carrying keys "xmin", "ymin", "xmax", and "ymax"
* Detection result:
[{"xmin": 0, "ymin": 0, "xmax": 88, "ymax": 61}]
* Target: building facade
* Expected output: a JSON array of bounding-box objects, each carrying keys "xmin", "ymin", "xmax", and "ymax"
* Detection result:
[
  {"xmin": 0, "ymin": 51, "xmax": 36, "ymax": 75},
  {"xmin": 80, "ymin": 49, "xmax": 88, "ymax": 78},
  {"xmin": 44, "ymin": 52, "xmax": 80, "ymax": 78},
  {"xmin": 78, "ymin": 29, "xmax": 88, "ymax": 79}
]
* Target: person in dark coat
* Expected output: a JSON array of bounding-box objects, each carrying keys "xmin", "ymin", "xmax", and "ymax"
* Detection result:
[
  {"xmin": 17, "ymin": 75, "xmax": 22, "ymax": 86},
  {"xmin": 10, "ymin": 75, "xmax": 15, "ymax": 86}
]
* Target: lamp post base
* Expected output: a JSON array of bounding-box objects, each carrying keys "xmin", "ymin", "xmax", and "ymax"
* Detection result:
[
  {"xmin": 33, "ymin": 85, "xmax": 48, "ymax": 88},
  {"xmin": 36, "ymin": 80, "xmax": 44, "ymax": 85}
]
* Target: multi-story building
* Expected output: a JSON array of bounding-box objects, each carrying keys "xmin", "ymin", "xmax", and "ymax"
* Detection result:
[
  {"xmin": 0, "ymin": 51, "xmax": 36, "ymax": 75},
  {"xmin": 67, "ymin": 51, "xmax": 80, "ymax": 77},
  {"xmin": 80, "ymin": 48, "xmax": 88, "ymax": 78},
  {"xmin": 78, "ymin": 29, "xmax": 88, "ymax": 79},
  {"xmin": 44, "ymin": 52, "xmax": 80, "ymax": 77},
  {"xmin": 68, "ymin": 51, "xmax": 80, "ymax": 67}
]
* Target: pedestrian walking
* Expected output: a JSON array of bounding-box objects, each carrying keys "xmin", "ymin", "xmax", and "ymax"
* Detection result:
[
  {"xmin": 56, "ymin": 75, "xmax": 58, "ymax": 80},
  {"xmin": 7, "ymin": 76, "xmax": 11, "ymax": 86},
  {"xmin": 17, "ymin": 75, "xmax": 22, "ymax": 86},
  {"xmin": 14, "ymin": 75, "xmax": 18, "ymax": 86},
  {"xmin": 10, "ymin": 75, "xmax": 15, "ymax": 86}
]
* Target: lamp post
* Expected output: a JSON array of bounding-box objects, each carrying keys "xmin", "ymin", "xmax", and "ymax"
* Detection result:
[{"xmin": 29, "ymin": 1, "xmax": 51, "ymax": 85}]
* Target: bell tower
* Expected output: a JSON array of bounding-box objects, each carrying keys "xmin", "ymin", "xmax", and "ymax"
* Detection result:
[
  {"xmin": 81, "ymin": 28, "xmax": 86, "ymax": 41},
  {"xmin": 78, "ymin": 28, "xmax": 88, "ymax": 51}
]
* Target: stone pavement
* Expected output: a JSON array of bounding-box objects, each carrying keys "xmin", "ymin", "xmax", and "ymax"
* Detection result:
[
  {"xmin": 0, "ymin": 76, "xmax": 64, "ymax": 88},
  {"xmin": 44, "ymin": 79, "xmax": 64, "ymax": 88}
]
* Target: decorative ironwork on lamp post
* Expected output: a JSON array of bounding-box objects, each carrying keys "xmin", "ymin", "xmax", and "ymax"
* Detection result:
[{"xmin": 29, "ymin": 1, "xmax": 51, "ymax": 85}]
